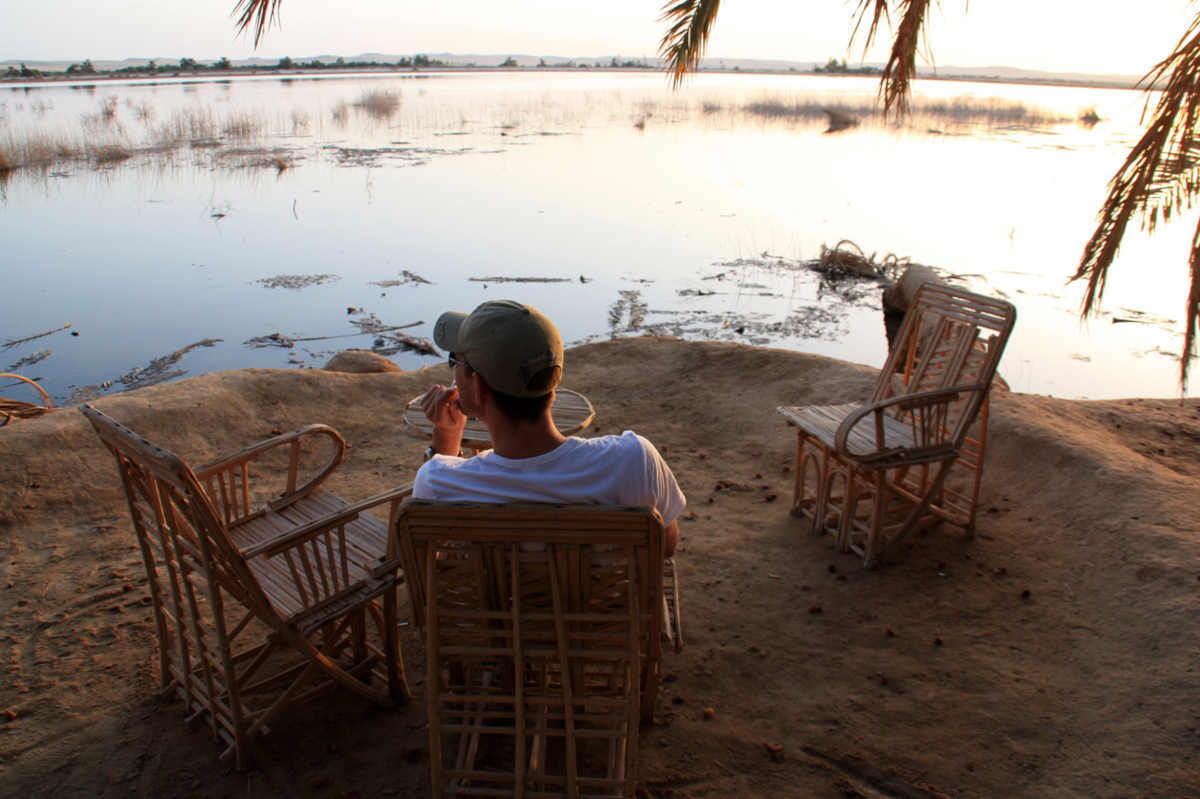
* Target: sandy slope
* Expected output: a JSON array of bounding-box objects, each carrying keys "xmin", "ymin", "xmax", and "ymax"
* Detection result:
[{"xmin": 1, "ymin": 338, "xmax": 1197, "ymax": 798}]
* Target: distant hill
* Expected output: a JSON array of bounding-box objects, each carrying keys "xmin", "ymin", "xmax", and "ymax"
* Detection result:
[{"xmin": 0, "ymin": 53, "xmax": 1144, "ymax": 89}]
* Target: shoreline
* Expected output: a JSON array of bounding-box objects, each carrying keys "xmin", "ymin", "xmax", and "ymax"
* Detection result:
[{"xmin": 0, "ymin": 64, "xmax": 1146, "ymax": 93}]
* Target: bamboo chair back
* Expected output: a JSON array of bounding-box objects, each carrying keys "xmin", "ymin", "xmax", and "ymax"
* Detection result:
[
  {"xmin": 778, "ymin": 283, "xmax": 1015, "ymax": 566},
  {"xmin": 82, "ymin": 405, "xmax": 409, "ymax": 767},
  {"xmin": 84, "ymin": 406, "xmax": 278, "ymax": 763},
  {"xmin": 394, "ymin": 500, "xmax": 665, "ymax": 798},
  {"xmin": 870, "ymin": 283, "xmax": 1016, "ymax": 527}
]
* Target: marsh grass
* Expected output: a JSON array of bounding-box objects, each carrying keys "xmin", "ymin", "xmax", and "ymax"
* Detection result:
[
  {"xmin": 352, "ymin": 90, "xmax": 401, "ymax": 121},
  {"xmin": 290, "ymin": 108, "xmax": 310, "ymax": 134},
  {"xmin": 221, "ymin": 112, "xmax": 264, "ymax": 139},
  {"xmin": 0, "ymin": 131, "xmax": 85, "ymax": 170},
  {"xmin": 93, "ymin": 144, "xmax": 132, "ymax": 165},
  {"xmin": 0, "ymin": 104, "xmax": 272, "ymax": 180},
  {"xmin": 330, "ymin": 101, "xmax": 349, "ymax": 126},
  {"xmin": 740, "ymin": 95, "xmax": 1073, "ymax": 129},
  {"xmin": 127, "ymin": 98, "xmax": 155, "ymax": 123}
]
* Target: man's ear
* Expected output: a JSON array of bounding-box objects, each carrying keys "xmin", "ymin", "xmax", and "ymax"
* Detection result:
[{"xmin": 470, "ymin": 370, "xmax": 491, "ymax": 407}]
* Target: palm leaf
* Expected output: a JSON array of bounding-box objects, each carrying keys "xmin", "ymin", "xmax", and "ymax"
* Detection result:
[
  {"xmin": 658, "ymin": 0, "xmax": 723, "ymax": 88},
  {"xmin": 852, "ymin": 0, "xmax": 932, "ymax": 117},
  {"xmin": 232, "ymin": 0, "xmax": 283, "ymax": 47},
  {"xmin": 1075, "ymin": 13, "xmax": 1200, "ymax": 387}
]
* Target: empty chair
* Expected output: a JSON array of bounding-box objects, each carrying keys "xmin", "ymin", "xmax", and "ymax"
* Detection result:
[
  {"xmin": 394, "ymin": 500, "xmax": 668, "ymax": 798},
  {"xmin": 0, "ymin": 372, "xmax": 54, "ymax": 426},
  {"xmin": 82, "ymin": 404, "xmax": 412, "ymax": 767},
  {"xmin": 777, "ymin": 284, "xmax": 1016, "ymax": 567}
]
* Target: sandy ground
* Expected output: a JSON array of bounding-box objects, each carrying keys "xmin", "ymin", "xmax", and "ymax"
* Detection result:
[{"xmin": 1, "ymin": 337, "xmax": 1198, "ymax": 798}]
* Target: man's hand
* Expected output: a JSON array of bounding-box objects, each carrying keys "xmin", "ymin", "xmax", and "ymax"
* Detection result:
[{"xmin": 419, "ymin": 384, "xmax": 467, "ymax": 455}]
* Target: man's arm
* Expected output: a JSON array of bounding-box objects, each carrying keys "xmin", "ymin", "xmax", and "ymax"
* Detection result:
[{"xmin": 665, "ymin": 520, "xmax": 679, "ymax": 558}]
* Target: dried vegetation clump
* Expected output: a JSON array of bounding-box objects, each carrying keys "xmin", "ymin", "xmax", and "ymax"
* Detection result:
[
  {"xmin": 813, "ymin": 240, "xmax": 909, "ymax": 281},
  {"xmin": 352, "ymin": 90, "xmax": 402, "ymax": 121},
  {"xmin": 254, "ymin": 274, "xmax": 340, "ymax": 290}
]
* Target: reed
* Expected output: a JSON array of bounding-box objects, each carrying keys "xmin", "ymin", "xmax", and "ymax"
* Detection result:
[
  {"xmin": 0, "ymin": 131, "xmax": 83, "ymax": 170},
  {"xmin": 330, "ymin": 100, "xmax": 349, "ymax": 125},
  {"xmin": 221, "ymin": 112, "xmax": 263, "ymax": 139},
  {"xmin": 290, "ymin": 108, "xmax": 310, "ymax": 133}
]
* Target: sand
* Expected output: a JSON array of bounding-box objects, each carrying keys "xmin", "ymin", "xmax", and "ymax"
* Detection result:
[{"xmin": 1, "ymin": 337, "xmax": 1197, "ymax": 798}]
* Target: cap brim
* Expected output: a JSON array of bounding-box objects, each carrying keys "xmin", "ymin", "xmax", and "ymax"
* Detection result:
[{"xmin": 433, "ymin": 311, "xmax": 468, "ymax": 352}]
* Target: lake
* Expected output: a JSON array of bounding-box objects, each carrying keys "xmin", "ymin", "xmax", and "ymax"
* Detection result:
[{"xmin": 1, "ymin": 69, "xmax": 1193, "ymax": 403}]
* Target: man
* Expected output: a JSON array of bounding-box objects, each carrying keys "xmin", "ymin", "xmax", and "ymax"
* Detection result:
[{"xmin": 414, "ymin": 299, "xmax": 685, "ymax": 555}]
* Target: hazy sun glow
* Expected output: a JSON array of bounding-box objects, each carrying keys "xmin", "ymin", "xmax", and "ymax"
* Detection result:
[{"xmin": 1, "ymin": 0, "xmax": 1194, "ymax": 78}]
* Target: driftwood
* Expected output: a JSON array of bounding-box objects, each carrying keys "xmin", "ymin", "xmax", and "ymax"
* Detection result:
[{"xmin": 2, "ymin": 323, "xmax": 71, "ymax": 350}]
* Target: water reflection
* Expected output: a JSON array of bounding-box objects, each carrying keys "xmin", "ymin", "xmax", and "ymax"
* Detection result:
[{"xmin": 0, "ymin": 71, "xmax": 1191, "ymax": 400}]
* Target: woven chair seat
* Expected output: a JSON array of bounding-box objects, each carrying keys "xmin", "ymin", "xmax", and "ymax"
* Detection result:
[
  {"xmin": 777, "ymin": 403, "xmax": 924, "ymax": 459},
  {"xmin": 231, "ymin": 490, "xmax": 393, "ymax": 622}
]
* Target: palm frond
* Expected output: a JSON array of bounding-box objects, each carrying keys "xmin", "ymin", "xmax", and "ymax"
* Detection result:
[
  {"xmin": 1074, "ymin": 13, "xmax": 1200, "ymax": 388},
  {"xmin": 852, "ymin": 0, "xmax": 932, "ymax": 117},
  {"xmin": 850, "ymin": 0, "xmax": 891, "ymax": 52},
  {"xmin": 232, "ymin": 0, "xmax": 283, "ymax": 47},
  {"xmin": 1184, "ymin": 219, "xmax": 1200, "ymax": 387},
  {"xmin": 658, "ymin": 0, "xmax": 723, "ymax": 89}
]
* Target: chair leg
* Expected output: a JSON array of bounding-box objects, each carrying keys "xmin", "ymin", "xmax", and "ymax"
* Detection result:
[
  {"xmin": 862, "ymin": 473, "xmax": 889, "ymax": 569},
  {"xmin": 879, "ymin": 461, "xmax": 957, "ymax": 564},
  {"xmin": 789, "ymin": 429, "xmax": 809, "ymax": 518},
  {"xmin": 664, "ymin": 557, "xmax": 683, "ymax": 653},
  {"xmin": 811, "ymin": 444, "xmax": 831, "ymax": 536},
  {"xmin": 382, "ymin": 589, "xmax": 412, "ymax": 704},
  {"xmin": 833, "ymin": 466, "xmax": 856, "ymax": 553}
]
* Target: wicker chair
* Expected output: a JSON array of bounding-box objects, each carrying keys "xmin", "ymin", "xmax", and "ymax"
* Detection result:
[
  {"xmin": 0, "ymin": 373, "xmax": 54, "ymax": 426},
  {"xmin": 777, "ymin": 284, "xmax": 1016, "ymax": 567},
  {"xmin": 81, "ymin": 405, "xmax": 413, "ymax": 768},
  {"xmin": 394, "ymin": 500, "xmax": 667, "ymax": 798}
]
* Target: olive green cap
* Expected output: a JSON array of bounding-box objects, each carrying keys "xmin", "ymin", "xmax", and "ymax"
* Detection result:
[{"xmin": 433, "ymin": 300, "xmax": 563, "ymax": 397}]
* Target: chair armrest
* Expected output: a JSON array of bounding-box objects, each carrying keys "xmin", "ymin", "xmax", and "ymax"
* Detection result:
[
  {"xmin": 834, "ymin": 383, "xmax": 988, "ymax": 467},
  {"xmin": 242, "ymin": 482, "xmax": 414, "ymax": 560},
  {"xmin": 196, "ymin": 425, "xmax": 345, "ymax": 509}
]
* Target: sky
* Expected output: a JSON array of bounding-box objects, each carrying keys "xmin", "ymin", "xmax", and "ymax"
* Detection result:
[{"xmin": 4, "ymin": 0, "xmax": 1197, "ymax": 77}]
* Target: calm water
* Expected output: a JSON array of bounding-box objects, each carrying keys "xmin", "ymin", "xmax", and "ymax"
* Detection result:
[{"xmin": 1, "ymin": 70, "xmax": 1193, "ymax": 402}]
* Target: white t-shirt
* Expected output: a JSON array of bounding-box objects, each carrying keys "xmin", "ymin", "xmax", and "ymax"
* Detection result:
[{"xmin": 413, "ymin": 431, "xmax": 687, "ymax": 526}]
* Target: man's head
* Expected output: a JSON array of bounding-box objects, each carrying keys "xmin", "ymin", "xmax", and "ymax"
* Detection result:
[{"xmin": 434, "ymin": 300, "xmax": 563, "ymax": 421}]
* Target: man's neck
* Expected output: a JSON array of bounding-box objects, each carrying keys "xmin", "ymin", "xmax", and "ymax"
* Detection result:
[{"xmin": 486, "ymin": 412, "xmax": 566, "ymax": 459}]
